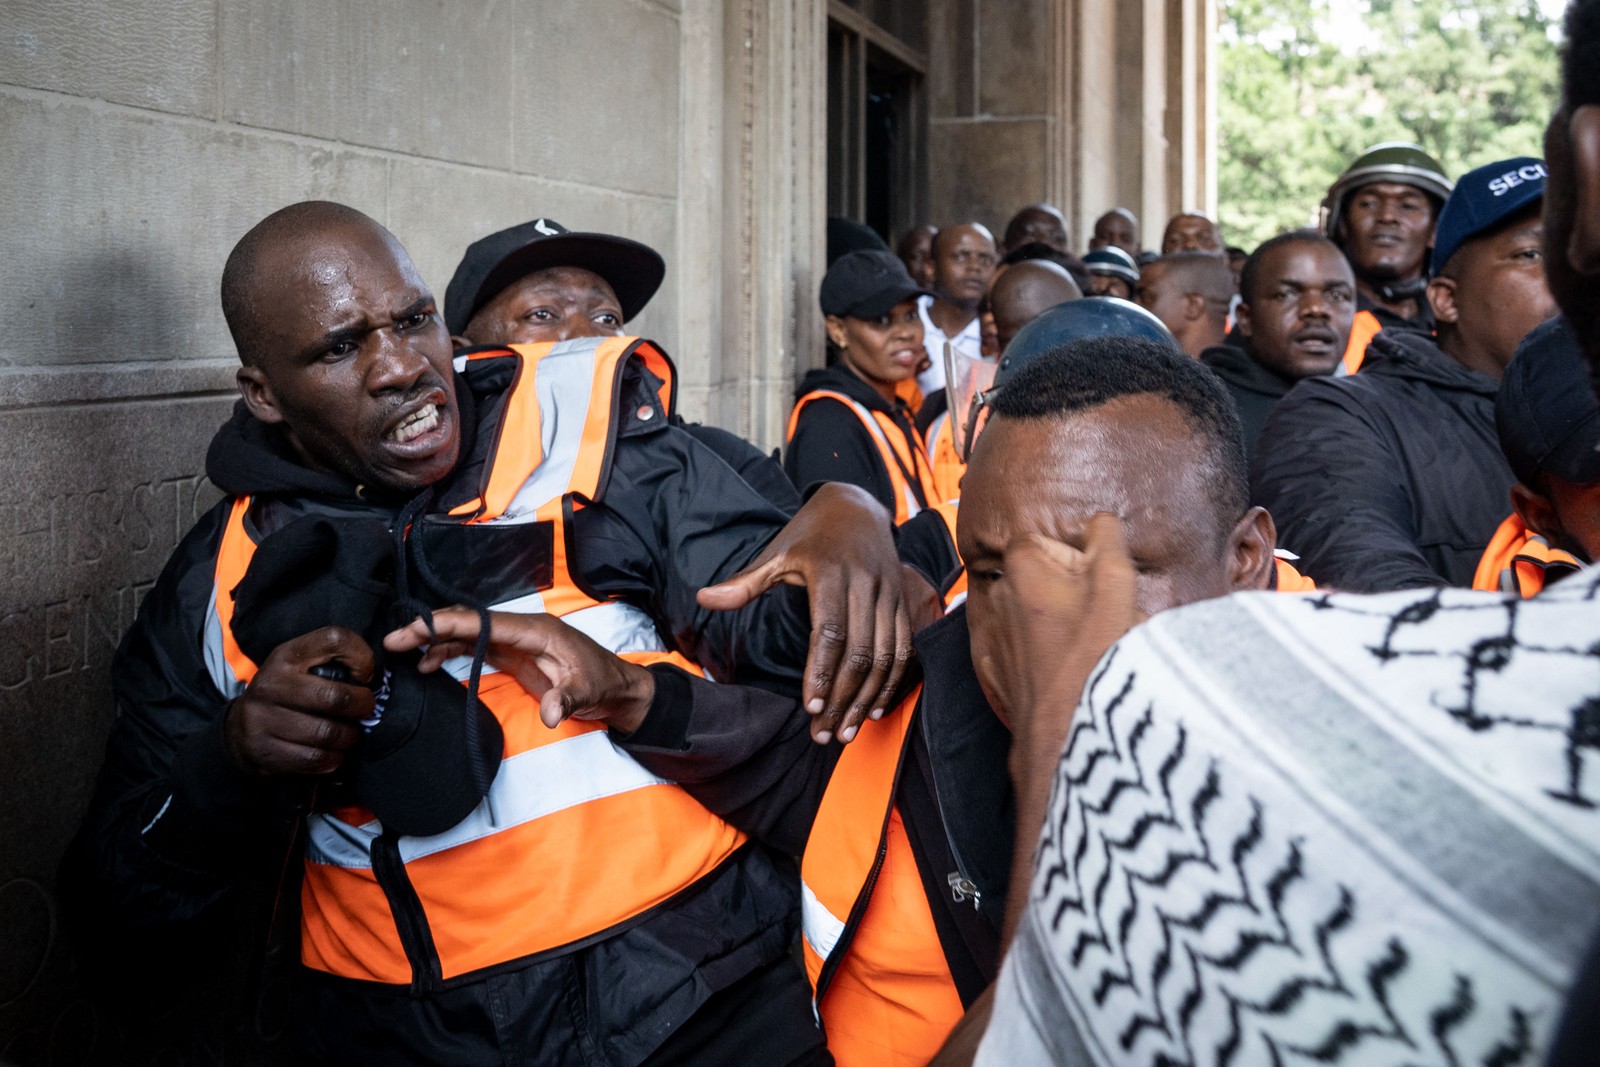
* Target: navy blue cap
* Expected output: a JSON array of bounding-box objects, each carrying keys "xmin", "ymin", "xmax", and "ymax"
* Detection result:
[
  {"xmin": 820, "ymin": 249, "xmax": 932, "ymax": 319},
  {"xmin": 1496, "ymin": 316, "xmax": 1600, "ymax": 486},
  {"xmin": 1430, "ymin": 157, "xmax": 1546, "ymax": 276}
]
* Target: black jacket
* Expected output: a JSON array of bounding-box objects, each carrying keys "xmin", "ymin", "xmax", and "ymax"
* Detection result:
[
  {"xmin": 1251, "ymin": 327, "xmax": 1513, "ymax": 593},
  {"xmin": 62, "ymin": 355, "xmax": 816, "ymax": 1066},
  {"xmin": 620, "ymin": 605, "xmax": 1010, "ymax": 1004},
  {"xmin": 1200, "ymin": 344, "xmax": 1299, "ymax": 463},
  {"xmin": 785, "ymin": 363, "xmax": 928, "ymax": 515}
]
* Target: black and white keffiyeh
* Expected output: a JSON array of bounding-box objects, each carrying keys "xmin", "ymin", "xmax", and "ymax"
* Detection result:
[{"xmin": 978, "ymin": 571, "xmax": 1600, "ymax": 1066}]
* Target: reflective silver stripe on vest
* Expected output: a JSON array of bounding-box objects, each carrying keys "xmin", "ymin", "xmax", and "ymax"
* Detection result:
[
  {"xmin": 510, "ymin": 338, "xmax": 605, "ymax": 521},
  {"xmin": 304, "ymin": 729, "xmax": 671, "ymax": 868},
  {"xmin": 821, "ymin": 392, "xmax": 922, "ymax": 520},
  {"xmin": 801, "ymin": 877, "xmax": 847, "ymax": 963},
  {"xmin": 439, "ymin": 601, "xmax": 667, "ymax": 682},
  {"xmin": 203, "ymin": 589, "xmax": 248, "ymax": 699},
  {"xmin": 925, "ymin": 410, "xmax": 949, "ymax": 464}
]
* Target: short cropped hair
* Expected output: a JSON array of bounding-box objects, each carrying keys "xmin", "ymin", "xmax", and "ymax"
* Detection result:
[
  {"xmin": 221, "ymin": 200, "xmax": 378, "ymax": 367},
  {"xmin": 1238, "ymin": 229, "xmax": 1337, "ymax": 305},
  {"xmin": 986, "ymin": 336, "xmax": 1249, "ymax": 540}
]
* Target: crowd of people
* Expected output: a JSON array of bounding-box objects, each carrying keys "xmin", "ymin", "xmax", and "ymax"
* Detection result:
[{"xmin": 57, "ymin": 1, "xmax": 1600, "ymax": 1064}]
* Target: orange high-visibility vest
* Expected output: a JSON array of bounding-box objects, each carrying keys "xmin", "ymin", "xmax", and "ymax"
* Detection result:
[
  {"xmin": 1341, "ymin": 309, "xmax": 1383, "ymax": 375},
  {"xmin": 1275, "ymin": 556, "xmax": 1318, "ymax": 592},
  {"xmin": 786, "ymin": 390, "xmax": 943, "ymax": 525},
  {"xmin": 799, "ymin": 684, "xmax": 964, "ymax": 1067},
  {"xmin": 894, "ymin": 377, "xmax": 925, "ymax": 414},
  {"xmin": 1472, "ymin": 513, "xmax": 1583, "ymax": 598},
  {"xmin": 923, "ymin": 410, "xmax": 966, "ymax": 505},
  {"xmin": 207, "ymin": 337, "xmax": 746, "ymax": 987}
]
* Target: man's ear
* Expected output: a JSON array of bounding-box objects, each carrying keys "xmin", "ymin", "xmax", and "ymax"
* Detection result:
[
  {"xmin": 1427, "ymin": 275, "xmax": 1460, "ymax": 326},
  {"xmin": 1183, "ymin": 291, "xmax": 1206, "ymax": 323},
  {"xmin": 236, "ymin": 366, "xmax": 286, "ymax": 426},
  {"xmin": 1511, "ymin": 481, "xmax": 1559, "ymax": 542},
  {"xmin": 450, "ymin": 333, "xmax": 474, "ymax": 349},
  {"xmin": 1234, "ymin": 300, "xmax": 1254, "ymax": 339},
  {"xmin": 1227, "ymin": 506, "xmax": 1277, "ymax": 591},
  {"xmin": 1569, "ymin": 105, "xmax": 1600, "ymax": 275}
]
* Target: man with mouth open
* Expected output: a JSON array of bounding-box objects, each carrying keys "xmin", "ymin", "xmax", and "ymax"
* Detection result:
[
  {"xmin": 64, "ymin": 201, "xmax": 916, "ymax": 1065},
  {"xmin": 1253, "ymin": 158, "xmax": 1556, "ymax": 593},
  {"xmin": 1199, "ymin": 230, "xmax": 1357, "ymax": 462}
]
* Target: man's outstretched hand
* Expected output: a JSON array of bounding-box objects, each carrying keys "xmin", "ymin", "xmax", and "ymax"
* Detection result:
[
  {"xmin": 697, "ymin": 483, "xmax": 912, "ymax": 745},
  {"xmin": 384, "ymin": 608, "xmax": 657, "ymax": 734},
  {"xmin": 224, "ymin": 626, "xmax": 375, "ymax": 777}
]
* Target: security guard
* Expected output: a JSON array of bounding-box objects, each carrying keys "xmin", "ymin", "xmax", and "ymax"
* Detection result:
[
  {"xmin": 787, "ymin": 250, "xmax": 943, "ymax": 523},
  {"xmin": 1321, "ymin": 142, "xmax": 1454, "ymax": 373}
]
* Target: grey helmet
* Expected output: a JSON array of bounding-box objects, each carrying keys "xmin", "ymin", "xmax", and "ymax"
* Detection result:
[{"xmin": 1320, "ymin": 142, "xmax": 1454, "ymax": 243}]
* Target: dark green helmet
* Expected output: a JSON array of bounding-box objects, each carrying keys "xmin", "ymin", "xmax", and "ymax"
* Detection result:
[{"xmin": 1321, "ymin": 142, "xmax": 1454, "ymax": 242}]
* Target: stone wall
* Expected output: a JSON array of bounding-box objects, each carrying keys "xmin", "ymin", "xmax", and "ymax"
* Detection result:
[
  {"xmin": 0, "ymin": 1, "xmax": 826, "ymax": 1060},
  {"xmin": 925, "ymin": 0, "xmax": 1216, "ymax": 255}
]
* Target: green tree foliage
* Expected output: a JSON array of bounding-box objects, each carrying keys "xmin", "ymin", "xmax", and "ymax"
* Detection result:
[{"xmin": 1219, "ymin": 0, "xmax": 1560, "ymax": 250}]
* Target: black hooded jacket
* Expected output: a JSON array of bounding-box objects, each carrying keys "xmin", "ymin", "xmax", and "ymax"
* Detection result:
[
  {"xmin": 1200, "ymin": 344, "xmax": 1300, "ymax": 463},
  {"xmin": 1250, "ymin": 327, "xmax": 1514, "ymax": 592},
  {"xmin": 62, "ymin": 355, "xmax": 820, "ymax": 1065},
  {"xmin": 785, "ymin": 363, "xmax": 928, "ymax": 515}
]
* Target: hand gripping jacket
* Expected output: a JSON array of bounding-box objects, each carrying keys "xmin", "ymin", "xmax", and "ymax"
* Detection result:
[
  {"xmin": 206, "ymin": 337, "xmax": 747, "ymax": 988},
  {"xmin": 786, "ymin": 389, "xmax": 943, "ymax": 525},
  {"xmin": 799, "ymin": 683, "xmax": 965, "ymax": 1067},
  {"xmin": 1472, "ymin": 513, "xmax": 1583, "ymax": 598}
]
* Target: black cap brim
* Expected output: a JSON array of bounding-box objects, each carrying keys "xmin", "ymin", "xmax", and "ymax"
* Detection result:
[
  {"xmin": 447, "ymin": 230, "xmax": 666, "ymax": 336},
  {"xmin": 831, "ymin": 284, "xmax": 932, "ymax": 320}
]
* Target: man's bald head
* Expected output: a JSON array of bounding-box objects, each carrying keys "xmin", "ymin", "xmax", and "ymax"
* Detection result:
[
  {"xmin": 1161, "ymin": 212, "xmax": 1225, "ymax": 256},
  {"xmin": 1002, "ymin": 204, "xmax": 1069, "ymax": 255},
  {"xmin": 990, "ymin": 260, "xmax": 1082, "ymax": 352},
  {"xmin": 1090, "ymin": 208, "xmax": 1140, "ymax": 257},
  {"xmin": 221, "ymin": 201, "xmax": 405, "ymax": 367},
  {"xmin": 931, "ymin": 222, "xmax": 1000, "ymax": 311}
]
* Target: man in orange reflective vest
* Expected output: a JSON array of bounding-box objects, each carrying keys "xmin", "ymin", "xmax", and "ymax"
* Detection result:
[
  {"xmin": 424, "ymin": 336, "xmax": 1284, "ymax": 1066},
  {"xmin": 1474, "ymin": 316, "xmax": 1595, "ymax": 596},
  {"xmin": 63, "ymin": 202, "xmax": 918, "ymax": 1066},
  {"xmin": 1320, "ymin": 142, "xmax": 1454, "ymax": 374}
]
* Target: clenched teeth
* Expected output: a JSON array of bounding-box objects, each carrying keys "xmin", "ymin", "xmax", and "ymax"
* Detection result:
[{"xmin": 389, "ymin": 403, "xmax": 439, "ymax": 443}]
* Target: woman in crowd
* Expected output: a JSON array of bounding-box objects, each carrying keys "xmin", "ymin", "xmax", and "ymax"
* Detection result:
[{"xmin": 786, "ymin": 249, "xmax": 944, "ymax": 523}]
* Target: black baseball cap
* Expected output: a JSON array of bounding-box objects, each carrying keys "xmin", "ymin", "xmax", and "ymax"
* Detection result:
[
  {"xmin": 819, "ymin": 249, "xmax": 932, "ymax": 319},
  {"xmin": 1496, "ymin": 316, "xmax": 1600, "ymax": 486},
  {"xmin": 444, "ymin": 218, "xmax": 666, "ymax": 336}
]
